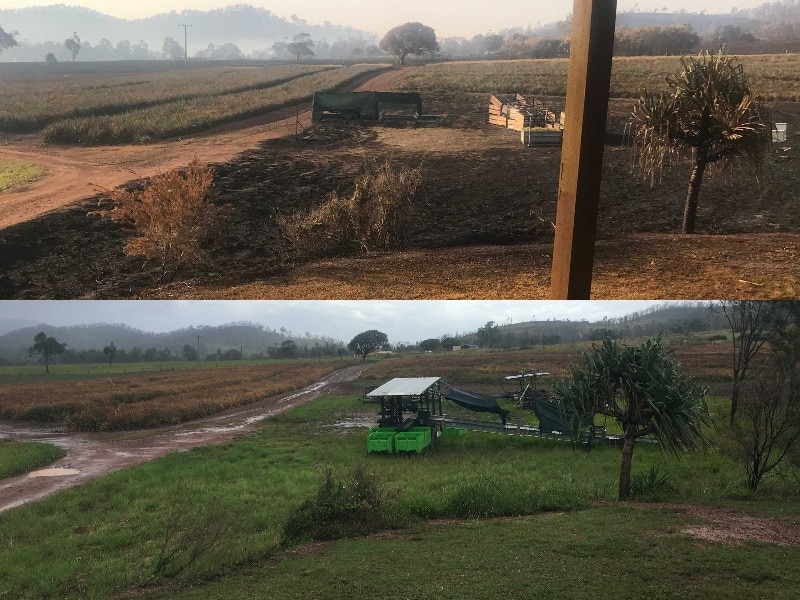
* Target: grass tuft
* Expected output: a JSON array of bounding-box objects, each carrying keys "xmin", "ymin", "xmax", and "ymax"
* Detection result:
[
  {"xmin": 0, "ymin": 440, "xmax": 65, "ymax": 479},
  {"xmin": 0, "ymin": 161, "xmax": 44, "ymax": 192}
]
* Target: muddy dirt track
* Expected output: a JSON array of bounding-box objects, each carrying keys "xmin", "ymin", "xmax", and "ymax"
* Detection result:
[{"xmin": 0, "ymin": 363, "xmax": 369, "ymax": 513}]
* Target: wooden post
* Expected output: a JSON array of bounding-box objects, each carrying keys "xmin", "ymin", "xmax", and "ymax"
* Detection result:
[{"xmin": 550, "ymin": 0, "xmax": 617, "ymax": 299}]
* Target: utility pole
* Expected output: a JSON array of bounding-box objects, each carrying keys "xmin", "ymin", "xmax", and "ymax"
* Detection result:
[
  {"xmin": 196, "ymin": 334, "xmax": 202, "ymax": 360},
  {"xmin": 550, "ymin": 0, "xmax": 617, "ymax": 299},
  {"xmin": 178, "ymin": 23, "xmax": 191, "ymax": 70}
]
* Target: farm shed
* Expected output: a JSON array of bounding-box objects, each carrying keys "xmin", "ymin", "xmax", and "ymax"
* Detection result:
[
  {"xmin": 311, "ymin": 91, "xmax": 423, "ymax": 122},
  {"xmin": 488, "ymin": 93, "xmax": 564, "ymax": 146}
]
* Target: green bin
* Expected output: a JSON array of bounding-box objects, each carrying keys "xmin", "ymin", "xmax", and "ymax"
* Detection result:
[
  {"xmin": 367, "ymin": 429, "xmax": 396, "ymax": 453},
  {"xmin": 395, "ymin": 430, "xmax": 430, "ymax": 453}
]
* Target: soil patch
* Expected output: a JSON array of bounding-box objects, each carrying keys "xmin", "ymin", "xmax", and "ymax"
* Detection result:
[{"xmin": 634, "ymin": 502, "xmax": 800, "ymax": 547}]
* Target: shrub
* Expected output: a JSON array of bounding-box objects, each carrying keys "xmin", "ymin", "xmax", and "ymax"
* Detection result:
[
  {"xmin": 629, "ymin": 465, "xmax": 674, "ymax": 501},
  {"xmin": 281, "ymin": 160, "xmax": 422, "ymax": 258},
  {"xmin": 152, "ymin": 488, "xmax": 233, "ymax": 578},
  {"xmin": 93, "ymin": 159, "xmax": 221, "ymax": 271},
  {"xmin": 281, "ymin": 465, "xmax": 390, "ymax": 546}
]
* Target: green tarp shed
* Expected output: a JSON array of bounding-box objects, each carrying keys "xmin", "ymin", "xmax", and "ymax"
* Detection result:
[{"xmin": 311, "ymin": 91, "xmax": 422, "ymax": 122}]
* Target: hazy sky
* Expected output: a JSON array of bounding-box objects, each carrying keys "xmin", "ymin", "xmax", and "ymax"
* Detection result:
[
  {"xmin": 0, "ymin": 300, "xmax": 667, "ymax": 344},
  {"xmin": 2, "ymin": 1, "xmax": 764, "ymax": 37}
]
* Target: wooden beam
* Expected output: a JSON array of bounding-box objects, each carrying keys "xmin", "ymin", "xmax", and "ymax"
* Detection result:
[{"xmin": 550, "ymin": 0, "xmax": 617, "ymax": 299}]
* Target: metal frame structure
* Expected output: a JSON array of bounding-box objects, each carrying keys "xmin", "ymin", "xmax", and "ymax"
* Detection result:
[{"xmin": 365, "ymin": 377, "xmax": 443, "ymax": 429}]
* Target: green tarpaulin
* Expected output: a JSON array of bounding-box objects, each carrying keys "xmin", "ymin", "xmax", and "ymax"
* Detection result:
[{"xmin": 311, "ymin": 91, "xmax": 422, "ymax": 122}]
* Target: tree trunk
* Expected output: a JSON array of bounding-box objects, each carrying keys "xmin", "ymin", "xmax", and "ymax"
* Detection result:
[
  {"xmin": 618, "ymin": 426, "xmax": 637, "ymax": 500},
  {"xmin": 730, "ymin": 382, "xmax": 740, "ymax": 428},
  {"xmin": 683, "ymin": 108, "xmax": 711, "ymax": 234},
  {"xmin": 682, "ymin": 155, "xmax": 707, "ymax": 234}
]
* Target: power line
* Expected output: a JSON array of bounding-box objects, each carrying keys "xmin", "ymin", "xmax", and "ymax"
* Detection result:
[{"xmin": 178, "ymin": 23, "xmax": 192, "ymax": 70}]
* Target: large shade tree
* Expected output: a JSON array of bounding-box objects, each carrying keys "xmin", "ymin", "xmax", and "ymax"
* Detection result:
[
  {"xmin": 0, "ymin": 26, "xmax": 18, "ymax": 55},
  {"xmin": 29, "ymin": 332, "xmax": 67, "ymax": 374},
  {"xmin": 348, "ymin": 330, "xmax": 388, "ymax": 361},
  {"xmin": 379, "ymin": 22, "xmax": 439, "ymax": 65},
  {"xmin": 64, "ymin": 32, "xmax": 81, "ymax": 62},
  {"xmin": 554, "ymin": 336, "xmax": 711, "ymax": 500},
  {"xmin": 631, "ymin": 50, "xmax": 769, "ymax": 234},
  {"xmin": 287, "ymin": 33, "xmax": 314, "ymax": 60}
]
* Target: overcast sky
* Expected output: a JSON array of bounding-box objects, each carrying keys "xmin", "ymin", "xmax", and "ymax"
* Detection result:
[
  {"xmin": 2, "ymin": 1, "xmax": 764, "ymax": 37},
  {"xmin": 0, "ymin": 300, "xmax": 670, "ymax": 344}
]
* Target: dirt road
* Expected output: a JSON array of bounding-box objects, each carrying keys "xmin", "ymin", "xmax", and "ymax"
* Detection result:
[
  {"xmin": 0, "ymin": 363, "xmax": 370, "ymax": 513},
  {"xmin": 0, "ymin": 67, "xmax": 410, "ymax": 230}
]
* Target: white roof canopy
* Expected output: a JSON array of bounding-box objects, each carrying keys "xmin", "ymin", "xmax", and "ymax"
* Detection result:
[{"xmin": 366, "ymin": 377, "xmax": 441, "ymax": 397}]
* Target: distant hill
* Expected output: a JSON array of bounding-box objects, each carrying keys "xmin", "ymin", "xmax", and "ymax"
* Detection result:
[
  {"xmin": 459, "ymin": 302, "xmax": 726, "ymax": 348},
  {"xmin": 0, "ymin": 318, "xmax": 39, "ymax": 336},
  {"xmin": 0, "ymin": 321, "xmax": 342, "ymax": 363},
  {"xmin": 0, "ymin": 4, "xmax": 372, "ymax": 59},
  {"xmin": 614, "ymin": 11, "xmax": 754, "ymax": 34}
]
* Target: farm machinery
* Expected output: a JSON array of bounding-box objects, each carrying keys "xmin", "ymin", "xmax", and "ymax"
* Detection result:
[{"xmin": 364, "ymin": 370, "xmax": 608, "ymax": 455}]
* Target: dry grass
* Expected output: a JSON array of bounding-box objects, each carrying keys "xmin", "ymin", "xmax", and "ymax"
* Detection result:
[
  {"xmin": 151, "ymin": 233, "xmax": 800, "ymax": 301},
  {"xmin": 0, "ymin": 361, "xmax": 348, "ymax": 431},
  {"xmin": 93, "ymin": 159, "xmax": 221, "ymax": 270},
  {"xmin": 394, "ymin": 54, "xmax": 800, "ymax": 101},
  {"xmin": 281, "ymin": 160, "xmax": 422, "ymax": 258},
  {"xmin": 365, "ymin": 343, "xmax": 731, "ymax": 396}
]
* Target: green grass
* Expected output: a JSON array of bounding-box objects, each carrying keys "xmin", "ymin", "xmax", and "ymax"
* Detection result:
[
  {"xmin": 0, "ymin": 161, "xmax": 44, "ymax": 192},
  {"xmin": 0, "ymin": 440, "xmax": 65, "ymax": 479},
  {"xmin": 149, "ymin": 507, "xmax": 800, "ymax": 600},
  {"xmin": 0, "ymin": 385, "xmax": 796, "ymax": 599},
  {"xmin": 0, "ymin": 64, "xmax": 336, "ymax": 133}
]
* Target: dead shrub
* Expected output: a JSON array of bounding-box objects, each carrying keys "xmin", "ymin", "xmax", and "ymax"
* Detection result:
[
  {"xmin": 93, "ymin": 159, "xmax": 220, "ymax": 270},
  {"xmin": 281, "ymin": 160, "xmax": 422, "ymax": 258}
]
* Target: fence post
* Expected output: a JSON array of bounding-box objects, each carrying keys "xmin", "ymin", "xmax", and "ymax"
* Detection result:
[{"xmin": 550, "ymin": 0, "xmax": 618, "ymax": 299}]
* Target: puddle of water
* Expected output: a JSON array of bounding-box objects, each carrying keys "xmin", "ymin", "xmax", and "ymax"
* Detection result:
[
  {"xmin": 333, "ymin": 418, "xmax": 376, "ymax": 429},
  {"xmin": 28, "ymin": 467, "xmax": 80, "ymax": 478}
]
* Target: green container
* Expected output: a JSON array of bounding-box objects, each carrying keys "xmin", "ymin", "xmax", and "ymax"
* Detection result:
[
  {"xmin": 442, "ymin": 427, "xmax": 467, "ymax": 437},
  {"xmin": 367, "ymin": 430, "xmax": 396, "ymax": 453},
  {"xmin": 411, "ymin": 426, "xmax": 433, "ymax": 445},
  {"xmin": 395, "ymin": 430, "xmax": 430, "ymax": 453}
]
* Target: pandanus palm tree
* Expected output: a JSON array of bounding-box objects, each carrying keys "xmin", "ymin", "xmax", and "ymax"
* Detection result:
[
  {"xmin": 554, "ymin": 336, "xmax": 711, "ymax": 500},
  {"xmin": 631, "ymin": 50, "xmax": 769, "ymax": 233}
]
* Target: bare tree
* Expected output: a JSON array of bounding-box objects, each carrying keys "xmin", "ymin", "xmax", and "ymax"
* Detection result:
[
  {"xmin": 733, "ymin": 354, "xmax": 800, "ymax": 491},
  {"xmin": 720, "ymin": 301, "xmax": 777, "ymax": 427}
]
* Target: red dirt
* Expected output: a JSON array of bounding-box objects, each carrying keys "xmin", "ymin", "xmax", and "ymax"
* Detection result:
[
  {"xmin": 0, "ymin": 68, "xmax": 411, "ymax": 229},
  {"xmin": 0, "ymin": 363, "xmax": 369, "ymax": 513}
]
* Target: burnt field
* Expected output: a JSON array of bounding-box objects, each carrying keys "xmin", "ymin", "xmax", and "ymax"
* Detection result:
[{"xmin": 0, "ymin": 64, "xmax": 799, "ymax": 299}]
